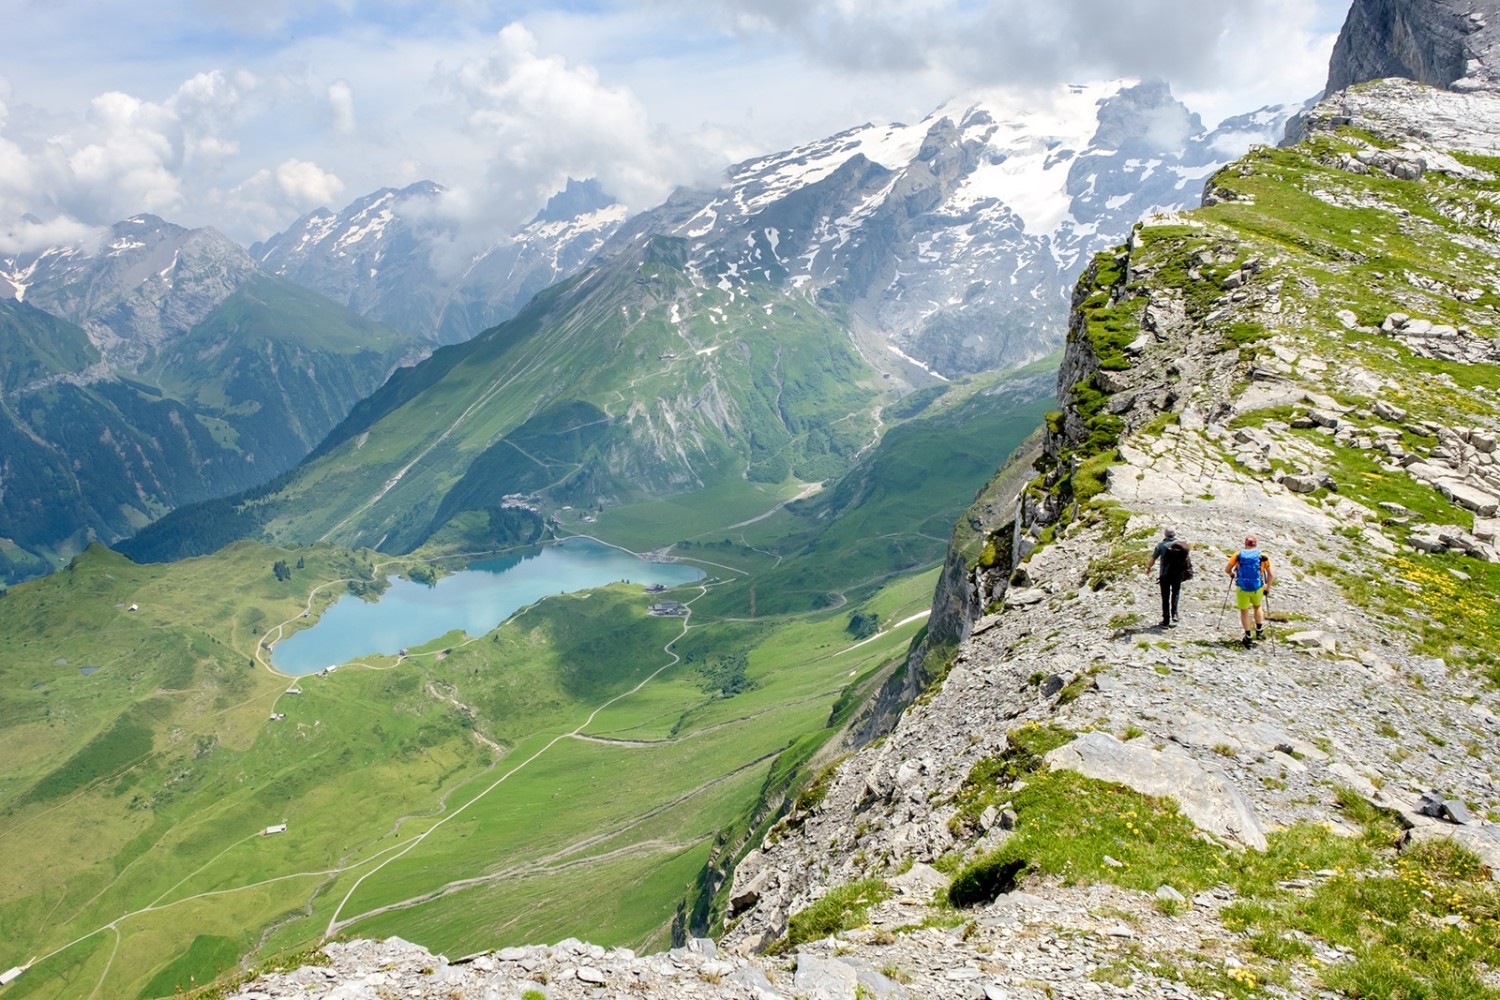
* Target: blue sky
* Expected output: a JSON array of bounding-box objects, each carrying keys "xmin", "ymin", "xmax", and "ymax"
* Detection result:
[{"xmin": 0, "ymin": 0, "xmax": 1353, "ymax": 253}]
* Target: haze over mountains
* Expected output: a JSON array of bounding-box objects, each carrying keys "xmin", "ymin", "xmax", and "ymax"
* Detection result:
[
  {"xmin": 251, "ymin": 178, "xmax": 627, "ymax": 347},
  {"xmin": 248, "ymin": 80, "xmax": 1302, "ymax": 379},
  {"xmin": 0, "ymin": 77, "xmax": 1298, "ymax": 585}
]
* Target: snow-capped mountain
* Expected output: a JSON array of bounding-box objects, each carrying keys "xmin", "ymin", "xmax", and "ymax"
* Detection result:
[
  {"xmin": 0, "ymin": 214, "xmax": 425, "ymax": 584},
  {"xmin": 253, "ymin": 178, "xmax": 627, "ymax": 344},
  {"xmin": 606, "ymin": 80, "xmax": 1303, "ymax": 379},
  {"xmin": 2, "ymin": 215, "xmax": 262, "ymax": 363}
]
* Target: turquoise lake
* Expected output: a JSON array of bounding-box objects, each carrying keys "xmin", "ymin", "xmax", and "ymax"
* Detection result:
[{"xmin": 271, "ymin": 537, "xmax": 704, "ymax": 675}]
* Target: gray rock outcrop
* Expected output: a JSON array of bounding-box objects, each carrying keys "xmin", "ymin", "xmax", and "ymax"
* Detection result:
[
  {"xmin": 1043, "ymin": 732, "xmax": 1268, "ymax": 850},
  {"xmin": 1327, "ymin": 0, "xmax": 1500, "ymax": 94}
]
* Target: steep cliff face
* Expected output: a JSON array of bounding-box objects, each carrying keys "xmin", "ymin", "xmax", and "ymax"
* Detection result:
[
  {"xmin": 716, "ymin": 77, "xmax": 1500, "ymax": 993},
  {"xmin": 1327, "ymin": 0, "xmax": 1500, "ymax": 93}
]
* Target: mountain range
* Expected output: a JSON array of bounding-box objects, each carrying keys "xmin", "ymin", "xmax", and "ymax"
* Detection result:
[
  {"xmin": 117, "ymin": 80, "xmax": 1300, "ymax": 571},
  {"xmin": 7, "ymin": 2, "xmax": 1500, "ymax": 996},
  {"xmin": 0, "ymin": 78, "xmax": 1291, "ymax": 586},
  {"xmin": 0, "ymin": 217, "xmax": 422, "ymax": 582},
  {"xmin": 247, "ymin": 81, "xmax": 1302, "ymax": 380}
]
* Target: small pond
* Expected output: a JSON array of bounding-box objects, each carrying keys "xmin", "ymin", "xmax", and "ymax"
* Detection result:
[{"xmin": 271, "ymin": 537, "xmax": 703, "ymax": 675}]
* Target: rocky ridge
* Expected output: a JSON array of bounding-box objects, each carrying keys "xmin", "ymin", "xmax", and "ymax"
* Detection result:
[
  {"xmin": 253, "ymin": 179, "xmax": 626, "ymax": 345},
  {"xmin": 716, "ymin": 76, "xmax": 1500, "ymax": 989},
  {"xmin": 220, "ymin": 78, "xmax": 1500, "ymax": 1000}
]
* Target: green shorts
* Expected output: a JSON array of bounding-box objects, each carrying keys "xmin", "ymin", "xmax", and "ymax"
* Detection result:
[{"xmin": 1235, "ymin": 587, "xmax": 1265, "ymax": 610}]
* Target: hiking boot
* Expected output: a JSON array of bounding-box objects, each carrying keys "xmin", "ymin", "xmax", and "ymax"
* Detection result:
[
  {"xmin": 1160, "ymin": 620, "xmax": 1171, "ymax": 629},
  {"xmin": 1255, "ymin": 625, "xmax": 1265, "ymax": 640},
  {"xmin": 1242, "ymin": 631, "xmax": 1253, "ymax": 649},
  {"xmin": 1171, "ymin": 612, "xmax": 1180, "ymax": 623}
]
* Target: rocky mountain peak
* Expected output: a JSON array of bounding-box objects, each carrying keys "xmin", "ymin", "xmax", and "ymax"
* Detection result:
[
  {"xmin": 1088, "ymin": 78, "xmax": 1205, "ymax": 156},
  {"xmin": 606, "ymin": 81, "xmax": 1299, "ymax": 382},
  {"xmin": 531, "ymin": 177, "xmax": 615, "ymax": 224},
  {"xmin": 1327, "ymin": 0, "xmax": 1500, "ymax": 93},
  {"xmin": 253, "ymin": 176, "xmax": 624, "ymax": 344},
  {"xmin": 7, "ymin": 214, "xmax": 258, "ymax": 358}
]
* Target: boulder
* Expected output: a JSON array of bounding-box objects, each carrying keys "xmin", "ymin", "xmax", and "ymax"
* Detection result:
[
  {"xmin": 1307, "ymin": 409, "xmax": 1341, "ymax": 428},
  {"xmin": 1281, "ymin": 473, "xmax": 1324, "ymax": 494},
  {"xmin": 1286, "ymin": 630, "xmax": 1338, "ymax": 653},
  {"xmin": 1437, "ymin": 479, "xmax": 1500, "ymax": 516},
  {"xmin": 794, "ymin": 954, "xmax": 860, "ymax": 1000},
  {"xmin": 1043, "ymin": 732, "xmax": 1267, "ymax": 850},
  {"xmin": 891, "ymin": 862, "xmax": 950, "ymax": 901},
  {"xmin": 1004, "ymin": 587, "xmax": 1046, "ymax": 608}
]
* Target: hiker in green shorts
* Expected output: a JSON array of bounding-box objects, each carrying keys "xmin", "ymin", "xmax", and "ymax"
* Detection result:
[{"xmin": 1225, "ymin": 535, "xmax": 1274, "ymax": 648}]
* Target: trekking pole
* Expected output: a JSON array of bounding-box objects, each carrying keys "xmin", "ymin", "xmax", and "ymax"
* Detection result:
[{"xmin": 1220, "ymin": 580, "xmax": 1233, "ymax": 634}]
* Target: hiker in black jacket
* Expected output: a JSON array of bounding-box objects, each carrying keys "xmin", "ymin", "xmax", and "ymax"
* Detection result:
[{"xmin": 1145, "ymin": 527, "xmax": 1193, "ymax": 628}]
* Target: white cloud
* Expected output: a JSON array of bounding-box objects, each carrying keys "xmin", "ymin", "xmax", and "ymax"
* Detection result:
[
  {"xmin": 419, "ymin": 21, "xmax": 733, "ymax": 262},
  {"xmin": 65, "ymin": 91, "xmax": 185, "ymax": 218},
  {"xmin": 225, "ymin": 157, "xmax": 346, "ymax": 237},
  {"xmin": 680, "ymin": 0, "xmax": 1338, "ymax": 125},
  {"xmin": 0, "ymin": 216, "xmax": 105, "ymax": 257},
  {"xmin": 0, "ymin": 69, "xmax": 267, "ymax": 251},
  {"xmin": 276, "ymin": 158, "xmax": 346, "ymax": 205},
  {"xmin": 0, "ymin": 1, "xmax": 1349, "ymax": 252},
  {"xmin": 329, "ymin": 80, "xmax": 357, "ymax": 135}
]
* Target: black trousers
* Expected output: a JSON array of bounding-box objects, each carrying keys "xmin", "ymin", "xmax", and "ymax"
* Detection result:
[{"xmin": 1159, "ymin": 578, "xmax": 1181, "ymax": 622}]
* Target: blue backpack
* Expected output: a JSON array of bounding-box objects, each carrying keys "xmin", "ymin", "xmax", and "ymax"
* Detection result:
[{"xmin": 1236, "ymin": 549, "xmax": 1263, "ymax": 591}]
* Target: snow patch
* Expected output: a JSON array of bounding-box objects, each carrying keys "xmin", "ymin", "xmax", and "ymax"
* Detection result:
[
  {"xmin": 887, "ymin": 343, "xmax": 949, "ymax": 381},
  {"xmin": 335, "ymin": 207, "xmax": 394, "ymax": 250}
]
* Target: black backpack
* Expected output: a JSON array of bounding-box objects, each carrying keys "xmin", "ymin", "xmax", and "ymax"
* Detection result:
[{"xmin": 1162, "ymin": 540, "xmax": 1193, "ymax": 581}]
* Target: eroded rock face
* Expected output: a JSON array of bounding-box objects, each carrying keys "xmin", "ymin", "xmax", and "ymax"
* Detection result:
[{"xmin": 1326, "ymin": 0, "xmax": 1500, "ymax": 94}]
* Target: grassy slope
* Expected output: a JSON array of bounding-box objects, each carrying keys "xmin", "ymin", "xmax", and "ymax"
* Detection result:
[
  {"xmin": 0, "ymin": 544, "xmax": 925, "ymax": 998},
  {"xmin": 0, "ymin": 355, "xmax": 1053, "ymax": 997},
  {"xmin": 1187, "ymin": 132, "xmax": 1500, "ymax": 665},
  {"xmin": 139, "ymin": 239, "xmax": 883, "ymax": 559}
]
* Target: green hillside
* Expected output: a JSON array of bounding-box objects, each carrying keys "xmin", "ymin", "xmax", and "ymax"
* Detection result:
[
  {"xmin": 0, "ymin": 336, "xmax": 1054, "ymax": 996},
  {"xmin": 0, "ymin": 281, "xmax": 421, "ymax": 586},
  {"xmin": 124, "ymin": 237, "xmax": 884, "ymax": 562}
]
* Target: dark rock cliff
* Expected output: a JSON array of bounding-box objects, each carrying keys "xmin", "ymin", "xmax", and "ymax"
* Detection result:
[{"xmin": 1327, "ymin": 0, "xmax": 1500, "ymax": 93}]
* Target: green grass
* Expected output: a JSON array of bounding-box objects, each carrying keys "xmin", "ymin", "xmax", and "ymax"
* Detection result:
[
  {"xmin": 943, "ymin": 745, "xmax": 1500, "ymax": 999},
  {"xmin": 139, "ymin": 934, "xmax": 248, "ymax": 999},
  {"xmin": 775, "ymin": 878, "xmax": 891, "ymax": 951},
  {"xmin": 0, "ymin": 465, "xmax": 950, "ymax": 999},
  {"xmin": 588, "ymin": 476, "xmax": 808, "ymax": 553}
]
